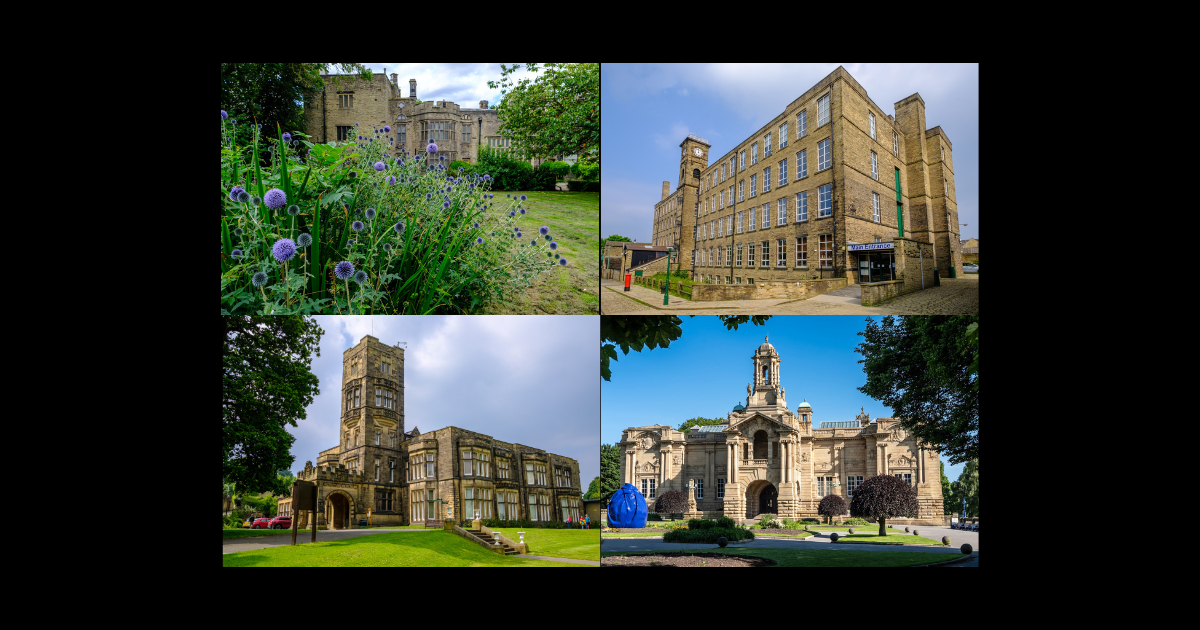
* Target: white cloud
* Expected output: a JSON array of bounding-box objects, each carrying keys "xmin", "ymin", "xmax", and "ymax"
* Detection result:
[{"xmin": 652, "ymin": 122, "xmax": 691, "ymax": 151}]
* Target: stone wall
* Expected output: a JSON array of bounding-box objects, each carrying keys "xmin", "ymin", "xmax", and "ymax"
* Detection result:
[
  {"xmin": 861, "ymin": 280, "xmax": 905, "ymax": 306},
  {"xmin": 690, "ymin": 277, "xmax": 846, "ymax": 301}
]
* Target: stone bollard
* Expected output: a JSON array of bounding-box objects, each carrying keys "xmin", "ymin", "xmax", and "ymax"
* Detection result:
[
  {"xmin": 913, "ymin": 529, "xmax": 919, "ymax": 536},
  {"xmin": 942, "ymin": 536, "xmax": 951, "ymax": 545},
  {"xmin": 905, "ymin": 527, "xmax": 910, "ymax": 532},
  {"xmin": 848, "ymin": 527, "xmax": 855, "ymax": 534},
  {"xmin": 830, "ymin": 533, "xmax": 839, "ymax": 542},
  {"xmin": 961, "ymin": 543, "xmax": 973, "ymax": 555},
  {"xmin": 717, "ymin": 537, "xmax": 728, "ymax": 548}
]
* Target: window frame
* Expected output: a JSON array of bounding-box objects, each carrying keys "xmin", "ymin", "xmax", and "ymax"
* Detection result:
[
  {"xmin": 817, "ymin": 93, "xmax": 830, "ymax": 127},
  {"xmin": 751, "ymin": 142, "xmax": 758, "ymax": 165},
  {"xmin": 796, "ymin": 235, "xmax": 808, "ymax": 267},
  {"xmin": 779, "ymin": 159, "xmax": 787, "ymax": 186},
  {"xmin": 777, "ymin": 198, "xmax": 787, "ymax": 226},
  {"xmin": 819, "ymin": 234, "xmax": 833, "ymax": 268},
  {"xmin": 818, "ymin": 139, "xmax": 831, "ymax": 171},
  {"xmin": 777, "ymin": 238, "xmax": 787, "ymax": 267},
  {"xmin": 796, "ymin": 191, "xmax": 808, "ymax": 222},
  {"xmin": 760, "ymin": 240, "xmax": 769, "ymax": 267},
  {"xmin": 763, "ymin": 167, "xmax": 771, "ymax": 192},
  {"xmin": 818, "ymin": 184, "xmax": 832, "ymax": 218},
  {"xmin": 873, "ymin": 192, "xmax": 880, "ymax": 223},
  {"xmin": 779, "ymin": 123, "xmax": 788, "ymax": 148},
  {"xmin": 871, "ymin": 151, "xmax": 878, "ymax": 180},
  {"xmin": 798, "ymin": 109, "xmax": 807, "ymax": 138},
  {"xmin": 869, "ymin": 112, "xmax": 876, "ymax": 139}
]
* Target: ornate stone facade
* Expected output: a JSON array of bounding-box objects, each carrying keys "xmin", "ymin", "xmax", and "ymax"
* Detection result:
[
  {"xmin": 618, "ymin": 336, "xmax": 945, "ymax": 525},
  {"xmin": 280, "ymin": 335, "xmax": 581, "ymax": 530}
]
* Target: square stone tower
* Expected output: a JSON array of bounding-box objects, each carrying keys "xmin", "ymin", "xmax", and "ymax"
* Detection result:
[{"xmin": 340, "ymin": 335, "xmax": 405, "ymax": 478}]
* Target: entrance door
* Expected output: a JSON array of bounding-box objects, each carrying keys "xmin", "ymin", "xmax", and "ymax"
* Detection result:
[
  {"xmin": 859, "ymin": 255, "xmax": 870, "ymax": 283},
  {"xmin": 759, "ymin": 485, "xmax": 778, "ymax": 515}
]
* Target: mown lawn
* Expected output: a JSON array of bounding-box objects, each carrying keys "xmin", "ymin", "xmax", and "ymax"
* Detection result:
[
  {"xmin": 490, "ymin": 528, "xmax": 599, "ymax": 561},
  {"xmin": 600, "ymin": 548, "xmax": 959, "ymax": 567},
  {"xmin": 803, "ymin": 526, "xmax": 907, "ymax": 534},
  {"xmin": 832, "ymin": 532, "xmax": 947, "ymax": 545},
  {"xmin": 223, "ymin": 531, "xmax": 590, "ymax": 567},
  {"xmin": 480, "ymin": 191, "xmax": 598, "ymax": 314}
]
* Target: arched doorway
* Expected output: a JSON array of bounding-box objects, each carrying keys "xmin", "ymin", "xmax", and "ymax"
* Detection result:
[
  {"xmin": 753, "ymin": 430, "xmax": 768, "ymax": 459},
  {"xmin": 744, "ymin": 480, "xmax": 776, "ymax": 518},
  {"xmin": 327, "ymin": 492, "xmax": 351, "ymax": 530}
]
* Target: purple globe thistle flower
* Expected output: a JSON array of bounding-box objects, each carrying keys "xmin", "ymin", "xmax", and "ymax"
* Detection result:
[
  {"xmin": 231, "ymin": 248, "xmax": 243, "ymax": 259},
  {"xmin": 476, "ymin": 237, "xmax": 484, "ymax": 245},
  {"xmin": 558, "ymin": 257, "xmax": 568, "ymax": 266},
  {"xmin": 539, "ymin": 226, "xmax": 549, "ymax": 235},
  {"xmin": 237, "ymin": 191, "xmax": 251, "ymax": 203},
  {"xmin": 229, "ymin": 185, "xmax": 245, "ymax": 201},
  {"xmin": 531, "ymin": 239, "xmax": 537, "ymax": 246},
  {"xmin": 334, "ymin": 261, "xmax": 355, "ymax": 280},
  {"xmin": 443, "ymin": 201, "xmax": 451, "ymax": 209},
  {"xmin": 221, "ymin": 110, "xmax": 228, "ymax": 120},
  {"xmin": 550, "ymin": 241, "xmax": 558, "ymax": 250},
  {"xmin": 264, "ymin": 188, "xmax": 287, "ymax": 210},
  {"xmin": 519, "ymin": 208, "xmax": 526, "ymax": 215},
  {"xmin": 352, "ymin": 221, "xmax": 364, "ymax": 232},
  {"xmin": 353, "ymin": 270, "xmax": 368, "ymax": 284},
  {"xmin": 472, "ymin": 222, "xmax": 480, "ymax": 229},
  {"xmin": 382, "ymin": 242, "xmax": 393, "ymax": 253},
  {"xmin": 516, "ymin": 232, "xmax": 522, "ymax": 238},
  {"xmin": 394, "ymin": 221, "xmax": 405, "ymax": 234},
  {"xmin": 507, "ymin": 194, "xmax": 511, "ymax": 198},
  {"xmin": 234, "ymin": 228, "xmax": 244, "ymax": 236},
  {"xmin": 483, "ymin": 174, "xmax": 491, "ymax": 180},
  {"xmin": 488, "ymin": 193, "xmax": 495, "ymax": 199},
  {"xmin": 427, "ymin": 142, "xmax": 438, "ymax": 154},
  {"xmin": 287, "ymin": 205, "xmax": 300, "ymax": 216},
  {"xmin": 508, "ymin": 211, "xmax": 516, "ymax": 217},
  {"xmin": 346, "ymin": 239, "xmax": 356, "ymax": 247},
  {"xmin": 252, "ymin": 271, "xmax": 269, "ymax": 286},
  {"xmin": 272, "ymin": 238, "xmax": 297, "ymax": 262},
  {"xmin": 283, "ymin": 132, "xmax": 292, "ymax": 142},
  {"xmin": 374, "ymin": 161, "xmax": 386, "ymax": 171},
  {"xmin": 251, "ymin": 196, "xmax": 262, "ymax": 206},
  {"xmin": 520, "ymin": 194, "xmax": 527, "ymax": 201},
  {"xmin": 349, "ymin": 171, "xmax": 357, "ymax": 179},
  {"xmin": 297, "ymin": 233, "xmax": 313, "ymax": 248},
  {"xmin": 384, "ymin": 125, "xmax": 391, "ymax": 132},
  {"xmin": 426, "ymin": 193, "xmax": 433, "ymax": 200},
  {"xmin": 388, "ymin": 175, "xmax": 396, "ymax": 185},
  {"xmin": 469, "ymin": 183, "xmax": 475, "ymax": 189},
  {"xmin": 365, "ymin": 208, "xmax": 376, "ymax": 220},
  {"xmin": 358, "ymin": 135, "xmax": 363, "ymax": 140}
]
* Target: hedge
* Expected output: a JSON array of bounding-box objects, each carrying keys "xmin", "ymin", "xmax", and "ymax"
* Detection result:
[{"xmin": 663, "ymin": 526, "xmax": 754, "ymax": 544}]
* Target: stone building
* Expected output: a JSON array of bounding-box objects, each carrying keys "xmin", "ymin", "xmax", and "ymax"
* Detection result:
[
  {"xmin": 651, "ymin": 66, "xmax": 961, "ymax": 286},
  {"xmin": 617, "ymin": 336, "xmax": 945, "ymax": 525},
  {"xmin": 279, "ymin": 335, "xmax": 582, "ymax": 530},
  {"xmin": 304, "ymin": 72, "xmax": 570, "ymax": 167}
]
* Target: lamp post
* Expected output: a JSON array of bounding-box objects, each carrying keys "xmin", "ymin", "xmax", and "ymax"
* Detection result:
[{"xmin": 663, "ymin": 247, "xmax": 675, "ymax": 306}]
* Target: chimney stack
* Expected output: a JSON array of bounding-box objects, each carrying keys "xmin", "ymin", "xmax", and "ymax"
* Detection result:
[
  {"xmin": 661, "ymin": 181, "xmax": 670, "ymax": 201},
  {"xmin": 480, "ymin": 100, "xmax": 488, "ymax": 109},
  {"xmin": 409, "ymin": 79, "xmax": 417, "ymax": 99}
]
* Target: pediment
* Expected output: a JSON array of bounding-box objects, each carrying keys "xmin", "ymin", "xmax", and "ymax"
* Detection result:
[{"xmin": 728, "ymin": 412, "xmax": 791, "ymax": 434}]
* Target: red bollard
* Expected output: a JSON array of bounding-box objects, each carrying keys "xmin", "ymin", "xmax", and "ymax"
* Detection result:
[{"xmin": 624, "ymin": 274, "xmax": 631, "ymax": 291}]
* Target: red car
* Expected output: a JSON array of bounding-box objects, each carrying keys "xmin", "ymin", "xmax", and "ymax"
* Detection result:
[
  {"xmin": 250, "ymin": 517, "xmax": 272, "ymax": 529},
  {"xmin": 269, "ymin": 515, "xmax": 292, "ymax": 529}
]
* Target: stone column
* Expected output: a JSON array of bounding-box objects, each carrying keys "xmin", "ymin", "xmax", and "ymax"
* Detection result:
[
  {"xmin": 706, "ymin": 448, "xmax": 715, "ymax": 508},
  {"xmin": 768, "ymin": 438, "xmax": 773, "ymax": 463},
  {"xmin": 782, "ymin": 440, "xmax": 788, "ymax": 483},
  {"xmin": 918, "ymin": 446, "xmax": 924, "ymax": 485},
  {"xmin": 880, "ymin": 444, "xmax": 887, "ymax": 476}
]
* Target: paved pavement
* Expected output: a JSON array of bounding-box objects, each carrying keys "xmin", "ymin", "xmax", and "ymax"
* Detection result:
[
  {"xmin": 223, "ymin": 528, "xmax": 436, "ymax": 554},
  {"xmin": 600, "ymin": 276, "xmax": 978, "ymax": 315},
  {"xmin": 602, "ymin": 524, "xmax": 978, "ymax": 557}
]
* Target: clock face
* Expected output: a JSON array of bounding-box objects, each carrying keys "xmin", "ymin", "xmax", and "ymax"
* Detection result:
[{"xmin": 693, "ymin": 148, "xmax": 702, "ymax": 156}]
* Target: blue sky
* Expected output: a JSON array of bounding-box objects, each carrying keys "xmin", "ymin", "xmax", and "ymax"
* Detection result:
[
  {"xmin": 286, "ymin": 315, "xmax": 599, "ymax": 489},
  {"xmin": 312, "ymin": 63, "xmax": 546, "ymax": 109},
  {"xmin": 600, "ymin": 315, "xmax": 966, "ymax": 484},
  {"xmin": 601, "ymin": 63, "xmax": 979, "ymax": 245}
]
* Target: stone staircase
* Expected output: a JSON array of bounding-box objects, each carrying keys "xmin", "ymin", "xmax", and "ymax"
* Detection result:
[{"xmin": 463, "ymin": 528, "xmax": 519, "ymax": 556}]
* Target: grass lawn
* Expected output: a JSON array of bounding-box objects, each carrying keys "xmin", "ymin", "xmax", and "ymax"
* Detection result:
[
  {"xmin": 222, "ymin": 525, "xmax": 426, "ymax": 539},
  {"xmin": 644, "ymin": 272, "xmax": 694, "ymax": 300},
  {"xmin": 223, "ymin": 530, "xmax": 590, "ymax": 567},
  {"xmin": 802, "ymin": 526, "xmax": 907, "ymax": 533},
  {"xmin": 600, "ymin": 548, "xmax": 956, "ymax": 567},
  {"xmin": 491, "ymin": 528, "xmax": 599, "ymax": 561},
  {"xmin": 480, "ymin": 191, "xmax": 598, "ymax": 314},
  {"xmin": 833, "ymin": 532, "xmax": 947, "ymax": 545},
  {"xmin": 602, "ymin": 532, "xmax": 667, "ymax": 538}
]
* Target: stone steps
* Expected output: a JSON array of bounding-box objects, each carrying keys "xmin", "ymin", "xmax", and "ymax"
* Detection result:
[{"xmin": 466, "ymin": 530, "xmax": 519, "ymax": 555}]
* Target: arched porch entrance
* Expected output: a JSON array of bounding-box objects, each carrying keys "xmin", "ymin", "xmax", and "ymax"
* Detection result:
[
  {"xmin": 744, "ymin": 480, "xmax": 777, "ymax": 518},
  {"xmin": 326, "ymin": 491, "xmax": 353, "ymax": 530}
]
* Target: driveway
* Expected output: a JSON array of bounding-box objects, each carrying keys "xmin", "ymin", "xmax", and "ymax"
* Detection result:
[
  {"xmin": 223, "ymin": 528, "xmax": 436, "ymax": 554},
  {"xmin": 602, "ymin": 525, "xmax": 977, "ymax": 555}
]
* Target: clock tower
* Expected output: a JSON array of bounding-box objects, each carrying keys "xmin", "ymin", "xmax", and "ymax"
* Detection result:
[{"xmin": 679, "ymin": 134, "xmax": 710, "ymax": 190}]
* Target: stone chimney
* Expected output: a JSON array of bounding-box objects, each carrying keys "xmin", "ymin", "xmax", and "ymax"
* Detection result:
[
  {"xmin": 409, "ymin": 79, "xmax": 417, "ymax": 99},
  {"xmin": 661, "ymin": 181, "xmax": 670, "ymax": 201},
  {"xmin": 480, "ymin": 100, "xmax": 488, "ymax": 109},
  {"xmin": 391, "ymin": 73, "xmax": 398, "ymax": 88}
]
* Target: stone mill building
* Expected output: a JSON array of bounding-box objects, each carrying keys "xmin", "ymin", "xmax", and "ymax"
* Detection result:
[
  {"xmin": 279, "ymin": 335, "xmax": 582, "ymax": 530},
  {"xmin": 617, "ymin": 336, "xmax": 945, "ymax": 525}
]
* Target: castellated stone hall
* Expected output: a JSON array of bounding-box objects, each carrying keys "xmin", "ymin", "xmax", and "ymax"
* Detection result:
[
  {"xmin": 618, "ymin": 337, "xmax": 945, "ymax": 525},
  {"xmin": 650, "ymin": 65, "xmax": 962, "ymax": 287},
  {"xmin": 279, "ymin": 335, "xmax": 582, "ymax": 530}
]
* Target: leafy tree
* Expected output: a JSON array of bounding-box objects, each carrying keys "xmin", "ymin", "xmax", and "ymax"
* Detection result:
[
  {"xmin": 488, "ymin": 63, "xmax": 599, "ymax": 165},
  {"xmin": 584, "ymin": 476, "xmax": 601, "ymax": 500},
  {"xmin": 604, "ymin": 235, "xmax": 633, "ymax": 243},
  {"xmin": 677, "ymin": 416, "xmax": 724, "ymax": 433},
  {"xmin": 818, "ymin": 494, "xmax": 847, "ymax": 525},
  {"xmin": 653, "ymin": 489, "xmax": 688, "ymax": 516},
  {"xmin": 849, "ymin": 474, "xmax": 919, "ymax": 536},
  {"xmin": 855, "ymin": 315, "xmax": 979, "ymax": 464},
  {"xmin": 940, "ymin": 461, "xmax": 954, "ymax": 515},
  {"xmin": 223, "ymin": 315, "xmax": 323, "ymax": 495},
  {"xmin": 599, "ymin": 443, "xmax": 621, "ymax": 502},
  {"xmin": 601, "ymin": 315, "xmax": 771, "ymax": 381},
  {"xmin": 954, "ymin": 459, "xmax": 979, "ymax": 517}
]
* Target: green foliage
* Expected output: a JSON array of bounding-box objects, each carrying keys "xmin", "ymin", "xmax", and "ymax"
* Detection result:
[
  {"xmin": 663, "ymin": 526, "xmax": 754, "ymax": 544},
  {"xmin": 654, "ymin": 490, "xmax": 689, "ymax": 515},
  {"xmin": 483, "ymin": 518, "xmax": 536, "ymax": 528},
  {"xmin": 571, "ymin": 161, "xmax": 599, "ymax": 182},
  {"xmin": 646, "ymin": 513, "xmax": 663, "ymax": 521},
  {"xmin": 601, "ymin": 315, "xmax": 772, "ymax": 381},
  {"xmin": 758, "ymin": 514, "xmax": 780, "ymax": 528},
  {"xmin": 448, "ymin": 160, "xmax": 471, "ymax": 173},
  {"xmin": 583, "ymin": 476, "xmax": 601, "ymax": 500},
  {"xmin": 715, "ymin": 517, "xmax": 735, "ymax": 528},
  {"xmin": 841, "ymin": 517, "xmax": 870, "ymax": 526},
  {"xmin": 604, "ymin": 234, "xmax": 633, "ymax": 243},
  {"xmin": 941, "ymin": 461, "xmax": 954, "ymax": 514},
  {"xmin": 856, "ymin": 315, "xmax": 979, "ymax": 464},
  {"xmin": 599, "ymin": 444, "xmax": 621, "ymax": 502},
  {"xmin": 539, "ymin": 160, "xmax": 571, "ymax": 180},
  {"xmin": 687, "ymin": 518, "xmax": 717, "ymax": 530},
  {"xmin": 488, "ymin": 63, "xmax": 599, "ymax": 165},
  {"xmin": 952, "ymin": 459, "xmax": 979, "ymax": 517},
  {"xmin": 566, "ymin": 181, "xmax": 600, "ymax": 192},
  {"xmin": 677, "ymin": 416, "xmax": 724, "ymax": 433}
]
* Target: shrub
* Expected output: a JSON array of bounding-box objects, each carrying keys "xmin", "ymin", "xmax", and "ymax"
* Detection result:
[
  {"xmin": 647, "ymin": 513, "xmax": 663, "ymax": 521},
  {"xmin": 567, "ymin": 180, "xmax": 600, "ymax": 192},
  {"xmin": 842, "ymin": 517, "xmax": 870, "ymax": 526},
  {"xmin": 538, "ymin": 160, "xmax": 571, "ymax": 181},
  {"xmin": 818, "ymin": 495, "xmax": 847, "ymax": 524},
  {"xmin": 800, "ymin": 518, "xmax": 820, "ymax": 524},
  {"xmin": 715, "ymin": 516, "xmax": 735, "ymax": 529},
  {"xmin": 654, "ymin": 490, "xmax": 689, "ymax": 516},
  {"xmin": 570, "ymin": 161, "xmax": 599, "ymax": 182},
  {"xmin": 663, "ymin": 526, "xmax": 754, "ymax": 544},
  {"xmin": 848, "ymin": 474, "xmax": 919, "ymax": 533},
  {"xmin": 687, "ymin": 518, "xmax": 717, "ymax": 530},
  {"xmin": 961, "ymin": 543, "xmax": 973, "ymax": 554},
  {"xmin": 758, "ymin": 513, "xmax": 780, "ymax": 528},
  {"xmin": 448, "ymin": 160, "xmax": 471, "ymax": 173},
  {"xmin": 784, "ymin": 520, "xmax": 806, "ymax": 530}
]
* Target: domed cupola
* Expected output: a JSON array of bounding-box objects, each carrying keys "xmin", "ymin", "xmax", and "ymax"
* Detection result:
[{"xmin": 756, "ymin": 335, "xmax": 777, "ymax": 356}]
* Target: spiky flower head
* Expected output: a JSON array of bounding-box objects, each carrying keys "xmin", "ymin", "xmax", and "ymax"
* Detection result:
[
  {"xmin": 539, "ymin": 226, "xmax": 549, "ymax": 235},
  {"xmin": 520, "ymin": 194, "xmax": 527, "ymax": 201},
  {"xmin": 229, "ymin": 185, "xmax": 245, "ymax": 201},
  {"xmin": 287, "ymin": 205, "xmax": 300, "ymax": 216},
  {"xmin": 394, "ymin": 221, "xmax": 406, "ymax": 234},
  {"xmin": 507, "ymin": 194, "xmax": 511, "ymax": 198},
  {"xmin": 353, "ymin": 270, "xmax": 368, "ymax": 284},
  {"xmin": 427, "ymin": 142, "xmax": 438, "ymax": 154},
  {"xmin": 231, "ymin": 248, "xmax": 243, "ymax": 259},
  {"xmin": 334, "ymin": 261, "xmax": 355, "ymax": 280},
  {"xmin": 374, "ymin": 161, "xmax": 386, "ymax": 171},
  {"xmin": 272, "ymin": 238, "xmax": 297, "ymax": 262},
  {"xmin": 519, "ymin": 208, "xmax": 526, "ymax": 215},
  {"xmin": 508, "ymin": 211, "xmax": 516, "ymax": 217},
  {"xmin": 365, "ymin": 208, "xmax": 376, "ymax": 219},
  {"xmin": 383, "ymin": 242, "xmax": 392, "ymax": 252},
  {"xmin": 476, "ymin": 237, "xmax": 484, "ymax": 245},
  {"xmin": 221, "ymin": 110, "xmax": 228, "ymax": 120},
  {"xmin": 558, "ymin": 258, "xmax": 567, "ymax": 266},
  {"xmin": 251, "ymin": 195, "xmax": 262, "ymax": 206},
  {"xmin": 483, "ymin": 174, "xmax": 491, "ymax": 180},
  {"xmin": 443, "ymin": 201, "xmax": 451, "ymax": 209},
  {"xmin": 531, "ymin": 239, "xmax": 537, "ymax": 246},
  {"xmin": 354, "ymin": 122, "xmax": 359, "ymax": 126},
  {"xmin": 384, "ymin": 125, "xmax": 391, "ymax": 132},
  {"xmin": 473, "ymin": 222, "xmax": 480, "ymax": 229},
  {"xmin": 346, "ymin": 239, "xmax": 355, "ymax": 247},
  {"xmin": 349, "ymin": 171, "xmax": 357, "ymax": 179},
  {"xmin": 388, "ymin": 175, "xmax": 396, "ymax": 185},
  {"xmin": 252, "ymin": 271, "xmax": 269, "ymax": 286},
  {"xmin": 264, "ymin": 188, "xmax": 287, "ymax": 210},
  {"xmin": 283, "ymin": 132, "xmax": 291, "ymax": 142},
  {"xmin": 352, "ymin": 221, "xmax": 364, "ymax": 232},
  {"xmin": 516, "ymin": 232, "xmax": 522, "ymax": 238},
  {"xmin": 234, "ymin": 228, "xmax": 243, "ymax": 236},
  {"xmin": 554, "ymin": 252, "xmax": 560, "ymax": 259},
  {"xmin": 550, "ymin": 241, "xmax": 558, "ymax": 250},
  {"xmin": 237, "ymin": 191, "xmax": 251, "ymax": 203},
  {"xmin": 296, "ymin": 233, "xmax": 312, "ymax": 248},
  {"xmin": 544, "ymin": 234, "xmax": 552, "ymax": 241}
]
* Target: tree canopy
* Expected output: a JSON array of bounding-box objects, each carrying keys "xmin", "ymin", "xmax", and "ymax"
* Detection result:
[
  {"xmin": 818, "ymin": 494, "xmax": 847, "ymax": 524},
  {"xmin": 951, "ymin": 459, "xmax": 979, "ymax": 517},
  {"xmin": 221, "ymin": 63, "xmax": 371, "ymax": 148},
  {"xmin": 677, "ymin": 416, "xmax": 724, "ymax": 433},
  {"xmin": 584, "ymin": 476, "xmax": 601, "ymax": 500},
  {"xmin": 653, "ymin": 489, "xmax": 688, "ymax": 515},
  {"xmin": 604, "ymin": 234, "xmax": 633, "ymax": 243},
  {"xmin": 940, "ymin": 461, "xmax": 954, "ymax": 515},
  {"xmin": 599, "ymin": 443, "xmax": 621, "ymax": 502},
  {"xmin": 855, "ymin": 315, "xmax": 979, "ymax": 464},
  {"xmin": 601, "ymin": 315, "xmax": 771, "ymax": 381},
  {"xmin": 849, "ymin": 474, "xmax": 919, "ymax": 535},
  {"xmin": 223, "ymin": 315, "xmax": 323, "ymax": 495},
  {"xmin": 488, "ymin": 63, "xmax": 599, "ymax": 165}
]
